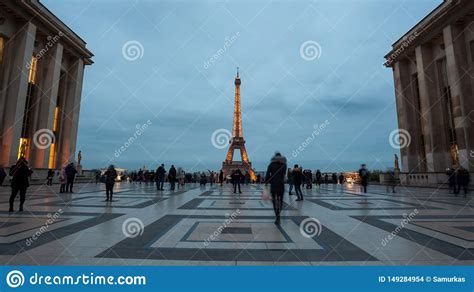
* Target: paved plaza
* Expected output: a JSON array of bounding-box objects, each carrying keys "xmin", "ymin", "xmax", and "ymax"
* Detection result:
[{"xmin": 0, "ymin": 182, "xmax": 472, "ymax": 266}]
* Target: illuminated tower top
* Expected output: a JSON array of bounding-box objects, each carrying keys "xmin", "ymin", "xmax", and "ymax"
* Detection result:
[{"xmin": 232, "ymin": 67, "xmax": 243, "ymax": 138}]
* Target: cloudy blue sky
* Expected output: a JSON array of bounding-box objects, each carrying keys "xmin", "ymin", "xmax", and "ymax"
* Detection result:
[{"xmin": 43, "ymin": 0, "xmax": 440, "ymax": 172}]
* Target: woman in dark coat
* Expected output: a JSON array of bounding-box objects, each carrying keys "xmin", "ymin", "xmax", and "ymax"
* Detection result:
[
  {"xmin": 104, "ymin": 165, "xmax": 118, "ymax": 201},
  {"xmin": 9, "ymin": 157, "xmax": 33, "ymax": 212},
  {"xmin": 265, "ymin": 153, "xmax": 287, "ymax": 225},
  {"xmin": 292, "ymin": 165, "xmax": 304, "ymax": 201}
]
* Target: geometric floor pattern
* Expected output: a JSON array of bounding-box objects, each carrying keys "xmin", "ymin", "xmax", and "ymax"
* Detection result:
[{"xmin": 0, "ymin": 182, "xmax": 472, "ymax": 265}]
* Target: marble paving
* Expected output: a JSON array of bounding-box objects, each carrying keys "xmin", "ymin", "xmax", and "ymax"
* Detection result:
[{"xmin": 0, "ymin": 182, "xmax": 472, "ymax": 266}]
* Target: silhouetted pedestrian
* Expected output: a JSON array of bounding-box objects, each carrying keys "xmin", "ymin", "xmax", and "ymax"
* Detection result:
[
  {"xmin": 156, "ymin": 164, "xmax": 166, "ymax": 190},
  {"xmin": 65, "ymin": 163, "xmax": 77, "ymax": 193},
  {"xmin": 231, "ymin": 169, "xmax": 243, "ymax": 194},
  {"xmin": 455, "ymin": 167, "xmax": 470, "ymax": 197},
  {"xmin": 287, "ymin": 168, "xmax": 294, "ymax": 196},
  {"xmin": 292, "ymin": 165, "xmax": 304, "ymax": 201},
  {"xmin": 168, "ymin": 165, "xmax": 177, "ymax": 191},
  {"xmin": 46, "ymin": 169, "xmax": 54, "ymax": 185},
  {"xmin": 358, "ymin": 164, "xmax": 369, "ymax": 193},
  {"xmin": 338, "ymin": 173, "xmax": 345, "ymax": 185},
  {"xmin": 59, "ymin": 165, "xmax": 66, "ymax": 193},
  {"xmin": 446, "ymin": 168, "xmax": 456, "ymax": 194},
  {"xmin": 315, "ymin": 170, "xmax": 322, "ymax": 188},
  {"xmin": 104, "ymin": 165, "xmax": 117, "ymax": 201},
  {"xmin": 219, "ymin": 170, "xmax": 224, "ymax": 185},
  {"xmin": 9, "ymin": 158, "xmax": 32, "ymax": 212},
  {"xmin": 265, "ymin": 152, "xmax": 287, "ymax": 225}
]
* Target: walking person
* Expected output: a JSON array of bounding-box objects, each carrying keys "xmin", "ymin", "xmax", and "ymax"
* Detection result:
[
  {"xmin": 231, "ymin": 169, "xmax": 243, "ymax": 194},
  {"xmin": 9, "ymin": 157, "xmax": 33, "ymax": 212},
  {"xmin": 65, "ymin": 163, "xmax": 77, "ymax": 193},
  {"xmin": 338, "ymin": 173, "xmax": 345, "ymax": 185},
  {"xmin": 292, "ymin": 164, "xmax": 304, "ymax": 201},
  {"xmin": 446, "ymin": 168, "xmax": 456, "ymax": 194},
  {"xmin": 287, "ymin": 168, "xmax": 294, "ymax": 196},
  {"xmin": 315, "ymin": 170, "xmax": 322, "ymax": 189},
  {"xmin": 104, "ymin": 165, "xmax": 117, "ymax": 201},
  {"xmin": 0, "ymin": 167, "xmax": 6, "ymax": 186},
  {"xmin": 455, "ymin": 166, "xmax": 470, "ymax": 198},
  {"xmin": 219, "ymin": 170, "xmax": 224, "ymax": 186},
  {"xmin": 358, "ymin": 164, "xmax": 370, "ymax": 193},
  {"xmin": 156, "ymin": 164, "xmax": 166, "ymax": 190},
  {"xmin": 59, "ymin": 165, "xmax": 66, "ymax": 193},
  {"xmin": 168, "ymin": 165, "xmax": 177, "ymax": 191},
  {"xmin": 46, "ymin": 169, "xmax": 54, "ymax": 186},
  {"xmin": 265, "ymin": 152, "xmax": 287, "ymax": 225}
]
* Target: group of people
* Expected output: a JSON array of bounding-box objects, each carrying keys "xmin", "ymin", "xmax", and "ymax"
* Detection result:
[
  {"xmin": 446, "ymin": 166, "xmax": 471, "ymax": 197},
  {"xmin": 1, "ymin": 154, "xmax": 471, "ymax": 215}
]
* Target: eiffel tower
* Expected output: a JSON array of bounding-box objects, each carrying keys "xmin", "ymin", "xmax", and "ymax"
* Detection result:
[{"xmin": 221, "ymin": 68, "xmax": 256, "ymax": 181}]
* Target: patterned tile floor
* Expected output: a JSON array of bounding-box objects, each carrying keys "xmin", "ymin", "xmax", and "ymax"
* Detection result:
[{"xmin": 0, "ymin": 182, "xmax": 472, "ymax": 266}]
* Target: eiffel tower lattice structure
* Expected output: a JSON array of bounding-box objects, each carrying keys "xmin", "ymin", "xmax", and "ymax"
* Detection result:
[{"xmin": 221, "ymin": 68, "xmax": 256, "ymax": 181}]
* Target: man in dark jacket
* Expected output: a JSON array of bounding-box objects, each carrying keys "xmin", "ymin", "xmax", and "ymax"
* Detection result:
[
  {"xmin": 65, "ymin": 163, "xmax": 77, "ymax": 193},
  {"xmin": 292, "ymin": 165, "xmax": 304, "ymax": 201},
  {"xmin": 265, "ymin": 152, "xmax": 287, "ymax": 225},
  {"xmin": 231, "ymin": 169, "xmax": 243, "ymax": 194},
  {"xmin": 358, "ymin": 164, "xmax": 369, "ymax": 193},
  {"xmin": 9, "ymin": 158, "xmax": 33, "ymax": 212},
  {"xmin": 455, "ymin": 167, "xmax": 470, "ymax": 197},
  {"xmin": 156, "ymin": 164, "xmax": 166, "ymax": 190},
  {"xmin": 168, "ymin": 165, "xmax": 177, "ymax": 191}
]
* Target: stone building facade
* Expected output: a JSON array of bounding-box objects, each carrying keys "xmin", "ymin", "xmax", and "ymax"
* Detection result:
[
  {"xmin": 385, "ymin": 0, "xmax": 474, "ymax": 186},
  {"xmin": 0, "ymin": 0, "xmax": 93, "ymax": 169}
]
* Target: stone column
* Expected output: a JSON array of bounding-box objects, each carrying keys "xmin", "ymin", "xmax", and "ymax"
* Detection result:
[
  {"xmin": 443, "ymin": 24, "xmax": 473, "ymax": 170},
  {"xmin": 30, "ymin": 43, "xmax": 64, "ymax": 169},
  {"xmin": 393, "ymin": 59, "xmax": 421, "ymax": 172},
  {"xmin": 415, "ymin": 44, "xmax": 450, "ymax": 172},
  {"xmin": 0, "ymin": 22, "xmax": 36, "ymax": 166},
  {"xmin": 59, "ymin": 58, "xmax": 85, "ymax": 166}
]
